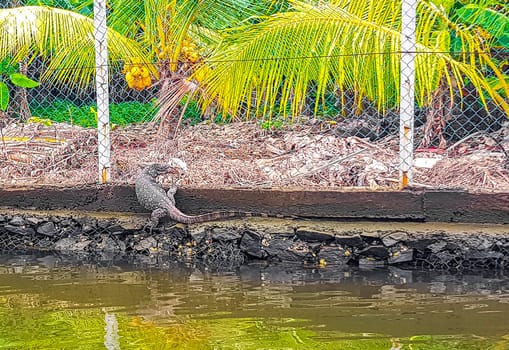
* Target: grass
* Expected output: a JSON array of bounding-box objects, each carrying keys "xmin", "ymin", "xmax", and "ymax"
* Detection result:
[
  {"xmin": 27, "ymin": 97, "xmax": 338, "ymax": 129},
  {"xmin": 28, "ymin": 98, "xmax": 235, "ymax": 128},
  {"xmin": 29, "ymin": 99, "xmax": 158, "ymax": 128}
]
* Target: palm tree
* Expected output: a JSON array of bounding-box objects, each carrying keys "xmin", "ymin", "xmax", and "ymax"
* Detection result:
[
  {"xmin": 0, "ymin": 5, "xmax": 152, "ymax": 89},
  {"xmin": 165, "ymin": 0, "xmax": 508, "ymax": 136},
  {"xmin": 1, "ymin": 0, "xmax": 284, "ymax": 125},
  {"xmin": 420, "ymin": 0, "xmax": 509, "ymax": 147},
  {"xmin": 108, "ymin": 0, "xmax": 287, "ymax": 127}
]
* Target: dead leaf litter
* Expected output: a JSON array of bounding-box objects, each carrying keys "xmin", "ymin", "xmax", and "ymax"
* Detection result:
[{"xmin": 1, "ymin": 119, "xmax": 508, "ymax": 192}]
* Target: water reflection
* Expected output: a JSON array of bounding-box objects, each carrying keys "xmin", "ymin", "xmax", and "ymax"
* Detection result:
[{"xmin": 0, "ymin": 254, "xmax": 508, "ymax": 349}]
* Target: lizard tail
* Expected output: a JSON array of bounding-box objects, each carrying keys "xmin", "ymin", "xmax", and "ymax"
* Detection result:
[{"xmin": 170, "ymin": 208, "xmax": 256, "ymax": 224}]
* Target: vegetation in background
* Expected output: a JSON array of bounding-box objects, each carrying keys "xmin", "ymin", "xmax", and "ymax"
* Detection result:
[
  {"xmin": 450, "ymin": 0, "xmax": 509, "ymax": 98},
  {"xmin": 28, "ymin": 98, "xmax": 233, "ymax": 128},
  {"xmin": 449, "ymin": 0, "xmax": 509, "ymax": 49},
  {"xmin": 30, "ymin": 100, "xmax": 157, "ymax": 128},
  {"xmin": 1, "ymin": 0, "xmax": 507, "ymax": 128},
  {"xmin": 183, "ymin": 0, "xmax": 508, "ymax": 123},
  {"xmin": 0, "ymin": 57, "xmax": 39, "ymax": 112},
  {"xmin": 0, "ymin": 5, "xmax": 153, "ymax": 89},
  {"xmin": 179, "ymin": 96, "xmax": 232, "ymax": 126}
]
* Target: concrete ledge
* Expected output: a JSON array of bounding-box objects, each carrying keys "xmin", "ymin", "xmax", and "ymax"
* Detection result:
[{"xmin": 0, "ymin": 185, "xmax": 508, "ymax": 224}]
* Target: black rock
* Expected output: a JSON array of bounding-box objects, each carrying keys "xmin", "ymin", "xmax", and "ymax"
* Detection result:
[
  {"xmin": 264, "ymin": 238, "xmax": 311, "ymax": 262},
  {"xmin": 211, "ymin": 228, "xmax": 242, "ymax": 241},
  {"xmin": 239, "ymin": 231, "xmax": 266, "ymax": 259},
  {"xmin": 428, "ymin": 241, "xmax": 447, "ymax": 253},
  {"xmin": 25, "ymin": 217, "xmax": 42, "ymax": 225},
  {"xmin": 382, "ymin": 231, "xmax": 408, "ymax": 247},
  {"xmin": 295, "ymin": 229, "xmax": 334, "ymax": 243},
  {"xmin": 33, "ymin": 238, "xmax": 55, "ymax": 250},
  {"xmin": 4, "ymin": 224, "xmax": 35, "ymax": 236},
  {"xmin": 445, "ymin": 241, "xmax": 461, "ymax": 251},
  {"xmin": 494, "ymin": 242, "xmax": 509, "ymax": 252},
  {"xmin": 308, "ymin": 242, "xmax": 322, "ymax": 253},
  {"xmin": 9, "ymin": 216, "xmax": 26, "ymax": 226},
  {"xmin": 406, "ymin": 238, "xmax": 438, "ymax": 252},
  {"xmin": 74, "ymin": 239, "xmax": 92, "ymax": 251},
  {"xmin": 60, "ymin": 219, "xmax": 74, "ymax": 227},
  {"xmin": 358, "ymin": 258, "xmax": 386, "ymax": 267},
  {"xmin": 54, "ymin": 237, "xmax": 78, "ymax": 251},
  {"xmin": 98, "ymin": 236, "xmax": 121, "ymax": 252},
  {"xmin": 82, "ymin": 225, "xmax": 96, "ymax": 234},
  {"xmin": 335, "ymin": 234, "xmax": 365, "ymax": 248},
  {"xmin": 190, "ymin": 229, "xmax": 207, "ymax": 244},
  {"xmin": 107, "ymin": 224, "xmax": 125, "ymax": 235},
  {"xmin": 98, "ymin": 220, "xmax": 112, "ymax": 229},
  {"xmin": 134, "ymin": 236, "xmax": 157, "ymax": 251},
  {"xmin": 428, "ymin": 250, "xmax": 460, "ymax": 269},
  {"xmin": 0, "ymin": 216, "xmax": 6, "ymax": 222},
  {"xmin": 318, "ymin": 246, "xmax": 351, "ymax": 265},
  {"xmin": 50, "ymin": 216, "xmax": 61, "ymax": 223},
  {"xmin": 116, "ymin": 240, "xmax": 126, "ymax": 253},
  {"xmin": 37, "ymin": 222, "xmax": 58, "ymax": 236},
  {"xmin": 358, "ymin": 245, "xmax": 389, "ymax": 259},
  {"xmin": 360, "ymin": 231, "xmax": 382, "ymax": 239},
  {"xmin": 388, "ymin": 249, "xmax": 415, "ymax": 264},
  {"xmin": 78, "ymin": 218, "xmax": 98, "ymax": 233}
]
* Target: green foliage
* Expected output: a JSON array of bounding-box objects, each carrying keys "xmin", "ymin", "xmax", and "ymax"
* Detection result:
[
  {"xmin": 22, "ymin": 0, "xmax": 94, "ymax": 16},
  {"xmin": 180, "ymin": 96, "xmax": 232, "ymax": 125},
  {"xmin": 487, "ymin": 73, "xmax": 509, "ymax": 98},
  {"xmin": 454, "ymin": 3, "xmax": 509, "ymax": 48},
  {"xmin": 185, "ymin": 0, "xmax": 508, "ymax": 122},
  {"xmin": 260, "ymin": 118, "xmax": 285, "ymax": 130},
  {"xmin": 0, "ymin": 58, "xmax": 40, "ymax": 111},
  {"xmin": 109, "ymin": 101, "xmax": 158, "ymax": 125},
  {"xmin": 180, "ymin": 96, "xmax": 202, "ymax": 125},
  {"xmin": 0, "ymin": 82, "xmax": 7, "ymax": 112},
  {"xmin": 441, "ymin": 1, "xmax": 509, "ymax": 106},
  {"xmin": 28, "ymin": 97, "xmax": 235, "ymax": 128},
  {"xmin": 30, "ymin": 100, "xmax": 157, "ymax": 127},
  {"xmin": 0, "ymin": 5, "xmax": 152, "ymax": 89}
]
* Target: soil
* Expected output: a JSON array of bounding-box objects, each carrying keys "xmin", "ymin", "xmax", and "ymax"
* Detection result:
[{"xmin": 1, "ymin": 118, "xmax": 508, "ymax": 192}]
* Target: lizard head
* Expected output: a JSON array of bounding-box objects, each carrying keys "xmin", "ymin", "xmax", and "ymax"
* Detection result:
[{"xmin": 144, "ymin": 163, "xmax": 171, "ymax": 177}]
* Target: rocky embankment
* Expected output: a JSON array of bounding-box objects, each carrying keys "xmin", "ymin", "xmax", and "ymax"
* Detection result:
[{"xmin": 1, "ymin": 211, "xmax": 508, "ymax": 271}]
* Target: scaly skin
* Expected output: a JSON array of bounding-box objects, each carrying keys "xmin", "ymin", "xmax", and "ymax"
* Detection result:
[{"xmin": 135, "ymin": 164, "xmax": 247, "ymax": 226}]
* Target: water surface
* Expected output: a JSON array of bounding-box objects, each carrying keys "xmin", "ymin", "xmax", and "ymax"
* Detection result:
[{"xmin": 0, "ymin": 254, "xmax": 508, "ymax": 349}]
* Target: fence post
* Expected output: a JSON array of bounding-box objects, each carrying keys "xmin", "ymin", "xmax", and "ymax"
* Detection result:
[
  {"xmin": 399, "ymin": 0, "xmax": 416, "ymax": 188},
  {"xmin": 93, "ymin": 0, "xmax": 111, "ymax": 183}
]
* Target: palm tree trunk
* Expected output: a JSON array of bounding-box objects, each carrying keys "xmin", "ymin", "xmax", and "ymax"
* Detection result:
[{"xmin": 422, "ymin": 75, "xmax": 452, "ymax": 149}]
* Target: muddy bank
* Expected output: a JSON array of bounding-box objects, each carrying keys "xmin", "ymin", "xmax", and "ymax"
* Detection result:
[{"xmin": 1, "ymin": 210, "xmax": 508, "ymax": 271}]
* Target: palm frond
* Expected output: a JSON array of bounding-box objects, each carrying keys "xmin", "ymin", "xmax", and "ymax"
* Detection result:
[
  {"xmin": 0, "ymin": 6, "xmax": 152, "ymax": 89},
  {"xmin": 190, "ymin": 0, "xmax": 508, "ymax": 120},
  {"xmin": 194, "ymin": 0, "xmax": 402, "ymax": 118}
]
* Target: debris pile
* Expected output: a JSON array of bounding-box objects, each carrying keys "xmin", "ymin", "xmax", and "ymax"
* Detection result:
[{"xmin": 1, "ymin": 119, "xmax": 508, "ymax": 191}]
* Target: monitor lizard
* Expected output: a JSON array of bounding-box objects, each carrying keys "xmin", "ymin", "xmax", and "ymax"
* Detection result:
[{"xmin": 135, "ymin": 163, "xmax": 264, "ymax": 226}]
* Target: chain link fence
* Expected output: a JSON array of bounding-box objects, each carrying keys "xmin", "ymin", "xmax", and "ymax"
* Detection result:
[{"xmin": 0, "ymin": 0, "xmax": 507, "ymax": 190}]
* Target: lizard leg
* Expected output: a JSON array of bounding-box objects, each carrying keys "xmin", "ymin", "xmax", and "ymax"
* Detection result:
[
  {"xmin": 166, "ymin": 186, "xmax": 177, "ymax": 205},
  {"xmin": 150, "ymin": 208, "xmax": 167, "ymax": 228}
]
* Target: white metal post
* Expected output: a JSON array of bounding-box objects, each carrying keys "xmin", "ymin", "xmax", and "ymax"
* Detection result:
[
  {"xmin": 399, "ymin": 0, "xmax": 416, "ymax": 188},
  {"xmin": 94, "ymin": 0, "xmax": 111, "ymax": 183}
]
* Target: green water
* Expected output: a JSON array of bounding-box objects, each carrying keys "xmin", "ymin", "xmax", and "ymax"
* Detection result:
[{"xmin": 0, "ymin": 255, "xmax": 508, "ymax": 349}]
